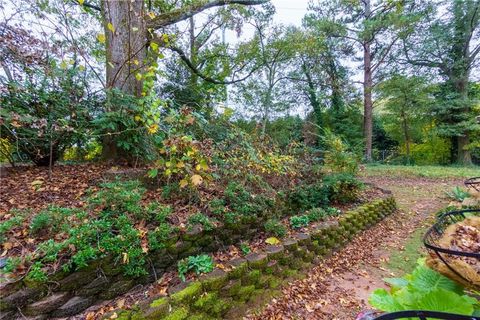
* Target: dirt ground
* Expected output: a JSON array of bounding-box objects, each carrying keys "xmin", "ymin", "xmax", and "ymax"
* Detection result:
[{"xmin": 246, "ymin": 175, "xmax": 464, "ymax": 320}]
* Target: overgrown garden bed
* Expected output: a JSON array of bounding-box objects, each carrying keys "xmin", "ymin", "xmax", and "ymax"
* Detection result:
[{"xmin": 0, "ymin": 162, "xmax": 392, "ymax": 319}]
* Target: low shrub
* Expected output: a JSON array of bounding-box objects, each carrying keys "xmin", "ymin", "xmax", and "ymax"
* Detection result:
[
  {"xmin": 322, "ymin": 173, "xmax": 363, "ymax": 204},
  {"xmin": 264, "ymin": 218, "xmax": 287, "ymax": 237},
  {"xmin": 178, "ymin": 254, "xmax": 214, "ymax": 281},
  {"xmin": 7, "ymin": 181, "xmax": 175, "ymax": 280},
  {"xmin": 285, "ymin": 182, "xmax": 329, "ymax": 212},
  {"xmin": 0, "ymin": 212, "xmax": 25, "ymax": 242},
  {"xmin": 30, "ymin": 206, "xmax": 78, "ymax": 235},
  {"xmin": 290, "ymin": 215, "xmax": 310, "ymax": 229},
  {"xmin": 188, "ymin": 213, "xmax": 215, "ymax": 231},
  {"xmin": 224, "ymin": 181, "xmax": 274, "ymax": 217}
]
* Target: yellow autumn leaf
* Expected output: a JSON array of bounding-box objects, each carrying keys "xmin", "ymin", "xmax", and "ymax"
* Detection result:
[
  {"xmin": 150, "ymin": 42, "xmax": 159, "ymax": 51},
  {"xmin": 60, "ymin": 60, "xmax": 68, "ymax": 70},
  {"xmin": 176, "ymin": 161, "xmax": 185, "ymax": 169},
  {"xmin": 97, "ymin": 33, "xmax": 106, "ymax": 43},
  {"xmin": 134, "ymin": 115, "xmax": 141, "ymax": 121},
  {"xmin": 107, "ymin": 22, "xmax": 115, "ymax": 32},
  {"xmin": 196, "ymin": 159, "xmax": 209, "ymax": 171},
  {"xmin": 135, "ymin": 73, "xmax": 142, "ymax": 81},
  {"xmin": 191, "ymin": 174, "xmax": 203, "ymax": 186},
  {"xmin": 78, "ymin": 0, "xmax": 84, "ymax": 4},
  {"xmin": 148, "ymin": 12, "xmax": 156, "ymax": 19},
  {"xmin": 122, "ymin": 252, "xmax": 129, "ymax": 264},
  {"xmin": 265, "ymin": 237, "xmax": 280, "ymax": 245},
  {"xmin": 179, "ymin": 179, "xmax": 188, "ymax": 188},
  {"xmin": 133, "ymin": 59, "xmax": 139, "ymax": 65},
  {"xmin": 147, "ymin": 124, "xmax": 158, "ymax": 134}
]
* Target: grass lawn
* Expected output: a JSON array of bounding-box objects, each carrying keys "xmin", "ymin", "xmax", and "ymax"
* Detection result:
[{"xmin": 362, "ymin": 164, "xmax": 479, "ymax": 179}]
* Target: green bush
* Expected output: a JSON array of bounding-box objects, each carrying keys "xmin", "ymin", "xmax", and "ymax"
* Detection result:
[
  {"xmin": 285, "ymin": 182, "xmax": 329, "ymax": 212},
  {"xmin": 88, "ymin": 180, "xmax": 145, "ymax": 219},
  {"xmin": 224, "ymin": 182, "xmax": 274, "ymax": 217},
  {"xmin": 0, "ymin": 212, "xmax": 25, "ymax": 242},
  {"xmin": 322, "ymin": 130, "xmax": 360, "ymax": 175},
  {"xmin": 208, "ymin": 198, "xmax": 227, "ymax": 216},
  {"xmin": 7, "ymin": 181, "xmax": 176, "ymax": 280},
  {"xmin": 188, "ymin": 213, "xmax": 215, "ymax": 231},
  {"xmin": 264, "ymin": 219, "xmax": 287, "ymax": 237},
  {"xmin": 178, "ymin": 254, "xmax": 214, "ymax": 281},
  {"xmin": 30, "ymin": 206, "xmax": 78, "ymax": 235},
  {"xmin": 322, "ymin": 173, "xmax": 363, "ymax": 204},
  {"xmin": 290, "ymin": 215, "xmax": 310, "ymax": 229}
]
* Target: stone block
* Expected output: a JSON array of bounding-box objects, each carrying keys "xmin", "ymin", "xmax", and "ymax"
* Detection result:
[{"xmin": 51, "ymin": 296, "xmax": 94, "ymax": 317}]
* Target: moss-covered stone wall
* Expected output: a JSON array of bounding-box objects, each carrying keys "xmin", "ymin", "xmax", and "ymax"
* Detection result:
[
  {"xmin": 105, "ymin": 196, "xmax": 397, "ymax": 320},
  {"xmin": 0, "ymin": 196, "xmax": 395, "ymax": 319}
]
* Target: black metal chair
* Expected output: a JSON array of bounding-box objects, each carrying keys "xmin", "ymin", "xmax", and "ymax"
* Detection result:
[{"xmin": 373, "ymin": 310, "xmax": 480, "ymax": 320}]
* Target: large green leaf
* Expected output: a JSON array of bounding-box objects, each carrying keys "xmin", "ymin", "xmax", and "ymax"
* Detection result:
[
  {"xmin": 369, "ymin": 289, "xmax": 404, "ymax": 312},
  {"xmin": 393, "ymin": 287, "xmax": 419, "ymax": 309},
  {"xmin": 410, "ymin": 265, "xmax": 463, "ymax": 294},
  {"xmin": 416, "ymin": 289, "xmax": 476, "ymax": 315},
  {"xmin": 384, "ymin": 277, "xmax": 408, "ymax": 290}
]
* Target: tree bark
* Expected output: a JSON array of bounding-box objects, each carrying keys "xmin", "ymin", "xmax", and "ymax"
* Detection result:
[
  {"xmin": 101, "ymin": 0, "xmax": 147, "ymax": 161},
  {"xmin": 102, "ymin": 0, "xmax": 147, "ymax": 97},
  {"xmin": 401, "ymin": 110, "xmax": 410, "ymax": 165},
  {"xmin": 363, "ymin": 0, "xmax": 373, "ymax": 162}
]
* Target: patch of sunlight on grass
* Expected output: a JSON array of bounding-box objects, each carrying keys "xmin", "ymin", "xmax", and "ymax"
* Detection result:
[{"xmin": 362, "ymin": 164, "xmax": 480, "ymax": 179}]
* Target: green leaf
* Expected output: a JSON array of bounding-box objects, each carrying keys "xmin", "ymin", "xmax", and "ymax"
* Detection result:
[
  {"xmin": 369, "ymin": 288, "xmax": 404, "ymax": 312},
  {"xmin": 410, "ymin": 265, "xmax": 463, "ymax": 294},
  {"xmin": 384, "ymin": 277, "xmax": 408, "ymax": 289},
  {"xmin": 416, "ymin": 289, "xmax": 475, "ymax": 315},
  {"xmin": 147, "ymin": 168, "xmax": 158, "ymax": 178}
]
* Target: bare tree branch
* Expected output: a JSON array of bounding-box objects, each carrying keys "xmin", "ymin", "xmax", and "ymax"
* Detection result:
[{"xmin": 168, "ymin": 45, "xmax": 259, "ymax": 84}]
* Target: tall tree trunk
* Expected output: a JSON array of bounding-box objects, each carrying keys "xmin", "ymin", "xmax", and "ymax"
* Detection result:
[
  {"xmin": 452, "ymin": 76, "xmax": 472, "ymax": 165},
  {"xmin": 401, "ymin": 111, "xmax": 410, "ymax": 165},
  {"xmin": 363, "ymin": 0, "xmax": 373, "ymax": 162},
  {"xmin": 101, "ymin": 0, "xmax": 147, "ymax": 161},
  {"xmin": 103, "ymin": 0, "xmax": 146, "ymax": 96},
  {"xmin": 301, "ymin": 62, "xmax": 323, "ymax": 131},
  {"xmin": 457, "ymin": 135, "xmax": 471, "ymax": 164}
]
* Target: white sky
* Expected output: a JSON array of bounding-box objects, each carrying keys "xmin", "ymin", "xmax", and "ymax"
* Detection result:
[{"xmin": 271, "ymin": 0, "xmax": 310, "ymax": 26}]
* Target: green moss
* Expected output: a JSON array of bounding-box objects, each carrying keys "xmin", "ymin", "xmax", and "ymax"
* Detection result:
[
  {"xmin": 107, "ymin": 310, "xmax": 132, "ymax": 320},
  {"xmin": 170, "ymin": 282, "xmax": 203, "ymax": 305},
  {"xmin": 281, "ymin": 268, "xmax": 298, "ymax": 278},
  {"xmin": 228, "ymin": 261, "xmax": 248, "ymax": 279},
  {"xmin": 223, "ymin": 280, "xmax": 242, "ymax": 297},
  {"xmin": 211, "ymin": 298, "xmax": 233, "ymax": 316},
  {"xmin": 164, "ymin": 307, "xmax": 189, "ymax": 320},
  {"xmin": 193, "ymin": 292, "xmax": 219, "ymax": 312},
  {"xmin": 186, "ymin": 314, "xmax": 214, "ymax": 320},
  {"xmin": 236, "ymin": 284, "xmax": 255, "ymax": 302},
  {"xmin": 268, "ymin": 277, "xmax": 282, "ymax": 289},
  {"xmin": 143, "ymin": 297, "xmax": 170, "ymax": 319},
  {"xmin": 150, "ymin": 297, "xmax": 168, "ymax": 308},
  {"xmin": 242, "ymin": 269, "xmax": 261, "ymax": 286},
  {"xmin": 200, "ymin": 270, "xmax": 227, "ymax": 291}
]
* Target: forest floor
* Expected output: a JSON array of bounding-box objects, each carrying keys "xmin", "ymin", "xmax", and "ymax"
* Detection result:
[{"xmin": 245, "ymin": 167, "xmax": 465, "ymax": 320}]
